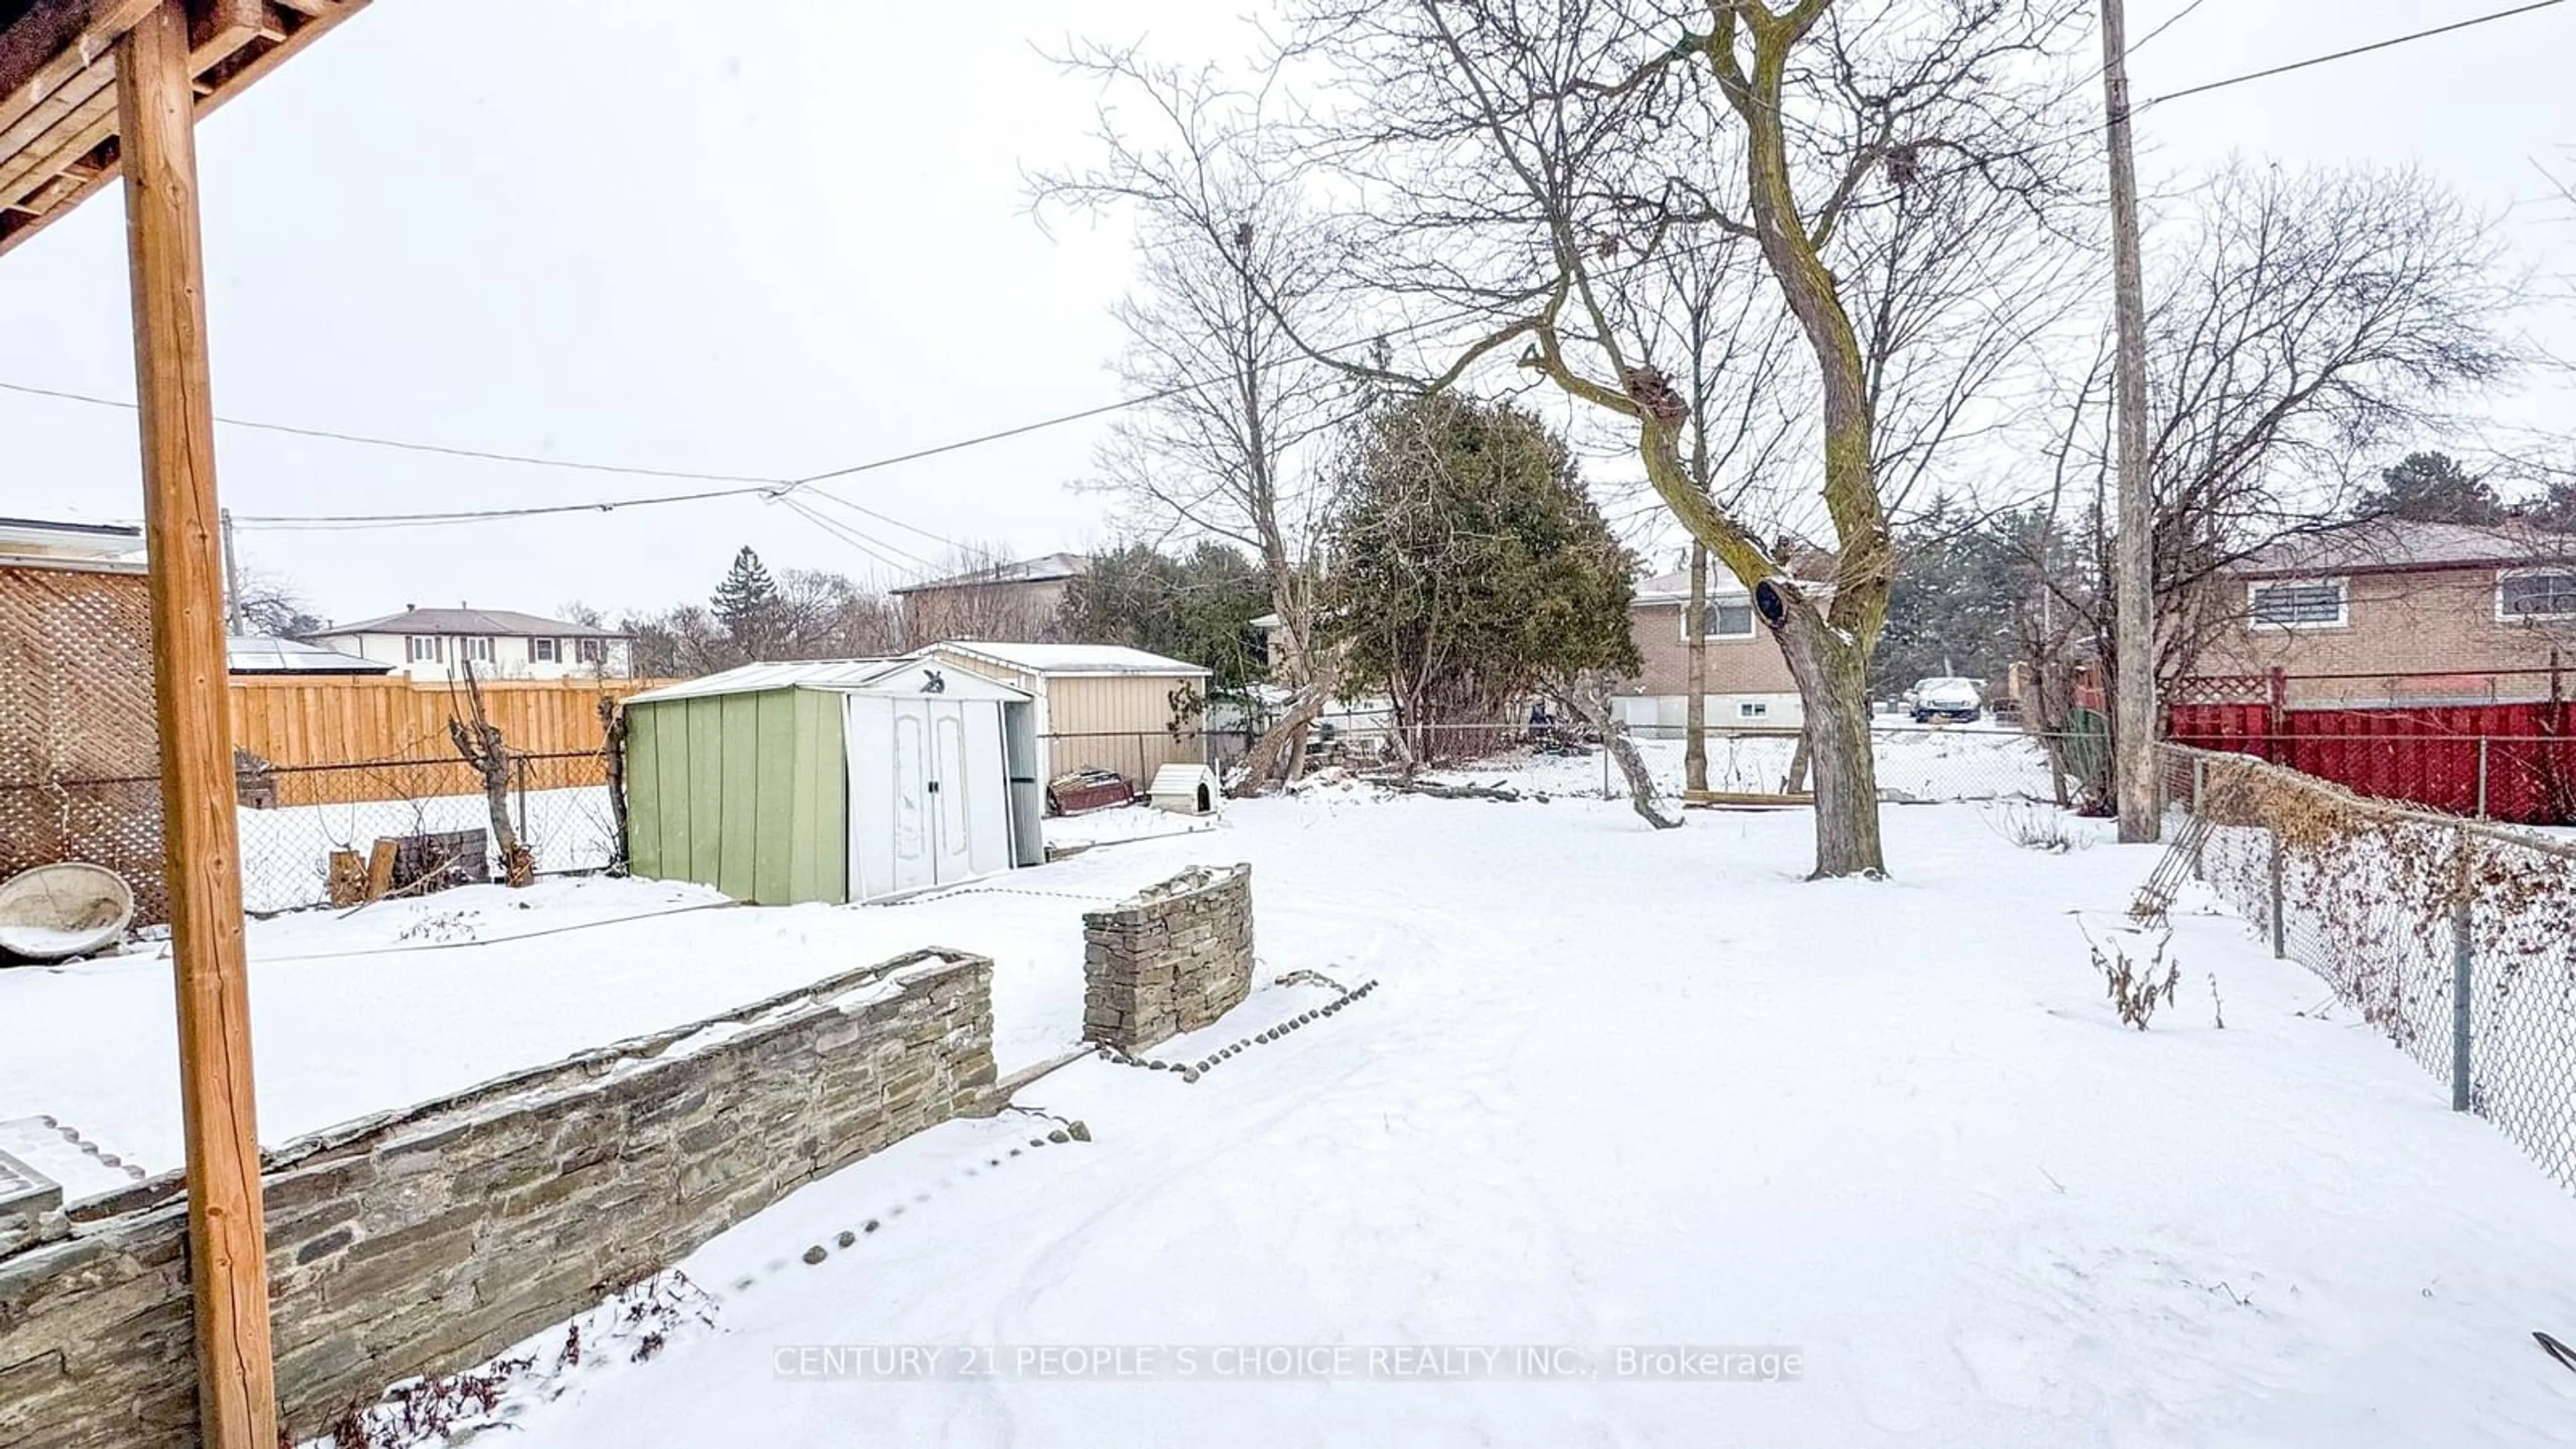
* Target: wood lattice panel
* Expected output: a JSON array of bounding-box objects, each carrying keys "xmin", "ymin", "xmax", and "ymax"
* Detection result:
[{"xmin": 0, "ymin": 560, "xmax": 167, "ymax": 924}]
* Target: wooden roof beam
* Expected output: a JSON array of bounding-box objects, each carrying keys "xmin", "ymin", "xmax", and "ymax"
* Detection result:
[
  {"xmin": 0, "ymin": 0, "xmax": 364, "ymax": 256},
  {"xmin": 0, "ymin": 0, "xmax": 156, "ymax": 135}
]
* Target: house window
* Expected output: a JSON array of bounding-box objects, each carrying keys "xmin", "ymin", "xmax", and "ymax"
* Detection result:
[
  {"xmin": 2247, "ymin": 579, "xmax": 2347, "ymax": 630},
  {"xmin": 576, "ymin": 638, "xmax": 608, "ymax": 665},
  {"xmin": 1682, "ymin": 599, "xmax": 1758, "ymax": 641},
  {"xmin": 405, "ymin": 635, "xmax": 441, "ymax": 662},
  {"xmin": 1737, "ymin": 701, "xmax": 1770, "ymax": 719},
  {"xmin": 460, "ymin": 636, "xmax": 494, "ymax": 663},
  {"xmin": 531, "ymin": 637, "xmax": 560, "ymax": 663},
  {"xmin": 2499, "ymin": 569, "xmax": 2576, "ymax": 621}
]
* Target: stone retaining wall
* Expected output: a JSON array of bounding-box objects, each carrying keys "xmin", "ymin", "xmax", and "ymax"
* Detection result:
[
  {"xmin": 0, "ymin": 947, "xmax": 995, "ymax": 1448},
  {"xmin": 1083, "ymin": 864, "xmax": 1254, "ymax": 1052}
]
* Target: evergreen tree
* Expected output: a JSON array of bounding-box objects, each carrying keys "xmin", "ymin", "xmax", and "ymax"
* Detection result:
[
  {"xmin": 710, "ymin": 545, "xmax": 782, "ymax": 657},
  {"xmin": 1057, "ymin": 541, "xmax": 1271, "ymax": 698},
  {"xmin": 1872, "ymin": 497, "xmax": 2042, "ymax": 698},
  {"xmin": 2353, "ymin": 451, "xmax": 2504, "ymax": 525},
  {"xmin": 1324, "ymin": 394, "xmax": 1637, "ymax": 757},
  {"xmin": 2526, "ymin": 478, "xmax": 2576, "ymax": 534}
]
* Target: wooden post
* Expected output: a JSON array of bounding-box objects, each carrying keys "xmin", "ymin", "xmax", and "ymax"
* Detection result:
[
  {"xmin": 1684, "ymin": 543, "xmax": 1709, "ymax": 796},
  {"xmin": 116, "ymin": 4, "xmax": 278, "ymax": 1446}
]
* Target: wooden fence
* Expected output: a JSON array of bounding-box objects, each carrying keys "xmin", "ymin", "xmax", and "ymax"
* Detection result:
[{"xmin": 229, "ymin": 676, "xmax": 667, "ymax": 806}]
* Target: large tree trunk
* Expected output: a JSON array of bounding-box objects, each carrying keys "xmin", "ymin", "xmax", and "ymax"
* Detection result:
[
  {"xmin": 1684, "ymin": 541, "xmax": 1709, "ymax": 795},
  {"xmin": 1763, "ymin": 584, "xmax": 1884, "ymax": 877}
]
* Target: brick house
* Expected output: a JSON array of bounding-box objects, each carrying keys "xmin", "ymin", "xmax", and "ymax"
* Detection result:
[
  {"xmin": 890, "ymin": 553, "xmax": 1087, "ymax": 645},
  {"xmin": 2192, "ymin": 518, "xmax": 2576, "ymax": 704},
  {"xmin": 1611, "ymin": 559, "xmax": 1809, "ymax": 731}
]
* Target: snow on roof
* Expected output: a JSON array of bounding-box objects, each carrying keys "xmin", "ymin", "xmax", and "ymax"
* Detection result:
[
  {"xmin": 1631, "ymin": 558, "xmax": 1833, "ymax": 605},
  {"xmin": 888, "ymin": 552, "xmax": 1090, "ymax": 596},
  {"xmin": 2233, "ymin": 518, "xmax": 2576, "ymax": 579},
  {"xmin": 0, "ymin": 515, "xmax": 145, "ymax": 561},
  {"xmin": 627, "ymin": 657, "xmax": 1032, "ymax": 705},
  {"xmin": 322, "ymin": 606, "xmax": 629, "ymax": 639},
  {"xmin": 226, "ymin": 636, "xmax": 394, "ymax": 675},
  {"xmin": 924, "ymin": 641, "xmax": 1212, "ymax": 677}
]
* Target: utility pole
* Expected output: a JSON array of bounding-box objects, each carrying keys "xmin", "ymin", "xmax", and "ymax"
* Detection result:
[
  {"xmin": 2101, "ymin": 0, "xmax": 2159, "ymax": 844},
  {"xmin": 219, "ymin": 506, "xmax": 244, "ymax": 636}
]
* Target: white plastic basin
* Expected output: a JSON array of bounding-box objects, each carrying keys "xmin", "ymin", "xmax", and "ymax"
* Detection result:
[{"xmin": 0, "ymin": 863, "xmax": 136, "ymax": 962}]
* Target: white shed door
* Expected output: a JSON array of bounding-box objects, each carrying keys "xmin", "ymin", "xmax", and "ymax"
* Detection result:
[
  {"xmin": 850, "ymin": 695, "xmax": 1012, "ymax": 901},
  {"xmin": 888, "ymin": 701, "xmax": 937, "ymax": 896}
]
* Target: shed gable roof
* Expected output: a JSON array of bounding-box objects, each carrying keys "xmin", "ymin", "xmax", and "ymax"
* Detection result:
[
  {"xmin": 922, "ymin": 640, "xmax": 1210, "ymax": 678},
  {"xmin": 626, "ymin": 657, "xmax": 1032, "ymax": 706}
]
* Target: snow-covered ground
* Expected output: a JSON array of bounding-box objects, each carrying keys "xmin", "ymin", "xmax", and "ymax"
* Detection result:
[
  {"xmin": 1042, "ymin": 802, "xmax": 1224, "ymax": 851},
  {"xmin": 15, "ymin": 782, "xmax": 2576, "ymax": 1444}
]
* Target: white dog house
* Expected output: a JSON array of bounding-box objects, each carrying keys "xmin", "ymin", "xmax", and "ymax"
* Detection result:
[
  {"xmin": 623, "ymin": 659, "xmax": 1044, "ymax": 904},
  {"xmin": 1148, "ymin": 763, "xmax": 1223, "ymax": 816}
]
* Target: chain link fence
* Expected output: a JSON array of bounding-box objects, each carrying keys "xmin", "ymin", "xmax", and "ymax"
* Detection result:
[
  {"xmin": 1177, "ymin": 715, "xmax": 2090, "ymax": 806},
  {"xmin": 2, "ymin": 750, "xmax": 623, "ymax": 920},
  {"xmin": 2159, "ymin": 731, "xmax": 2576, "ymax": 827},
  {"xmin": 2155, "ymin": 743, "xmax": 2576, "ymax": 1193}
]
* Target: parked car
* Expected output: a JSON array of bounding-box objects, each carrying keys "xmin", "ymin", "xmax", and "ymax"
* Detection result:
[{"xmin": 1911, "ymin": 676, "xmax": 1983, "ymax": 724}]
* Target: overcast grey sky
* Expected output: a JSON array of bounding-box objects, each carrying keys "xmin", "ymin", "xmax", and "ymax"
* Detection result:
[{"xmin": 0, "ymin": 0, "xmax": 2567, "ymax": 625}]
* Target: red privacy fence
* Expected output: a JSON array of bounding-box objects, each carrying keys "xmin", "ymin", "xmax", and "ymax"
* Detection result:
[{"xmin": 2168, "ymin": 670, "xmax": 2576, "ymax": 825}]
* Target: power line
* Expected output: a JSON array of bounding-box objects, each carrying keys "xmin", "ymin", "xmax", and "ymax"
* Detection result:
[
  {"xmin": 2129, "ymin": 0, "xmax": 2212, "ymax": 54},
  {"xmin": 0, "ymin": 378, "xmax": 788, "ymax": 486},
  {"xmin": 227, "ymin": 303, "xmax": 1491, "ymax": 531},
  {"xmin": 17, "ymin": 0, "xmax": 2561, "ymax": 541},
  {"xmin": 2144, "ymin": 0, "xmax": 2567, "ymax": 107},
  {"xmin": 1886, "ymin": 0, "xmax": 2569, "ymax": 197}
]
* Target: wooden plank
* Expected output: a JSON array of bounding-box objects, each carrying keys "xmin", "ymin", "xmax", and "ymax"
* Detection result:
[
  {"xmin": 1681, "ymin": 789, "xmax": 1815, "ymax": 808},
  {"xmin": 0, "ymin": 54, "xmax": 110, "ymax": 186},
  {"xmin": 186, "ymin": 0, "xmax": 264, "ymax": 64},
  {"xmin": 0, "ymin": 0, "xmax": 154, "ymax": 136},
  {"xmin": 115, "ymin": 5, "xmax": 275, "ymax": 1445},
  {"xmin": 752, "ymin": 690, "xmax": 794, "ymax": 904},
  {"xmin": 0, "ymin": 74, "xmax": 115, "ymax": 208},
  {"xmin": 716, "ymin": 692, "xmax": 758, "ymax": 900}
]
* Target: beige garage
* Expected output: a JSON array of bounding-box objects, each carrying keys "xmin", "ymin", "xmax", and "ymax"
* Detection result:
[{"xmin": 914, "ymin": 641, "xmax": 1211, "ymax": 792}]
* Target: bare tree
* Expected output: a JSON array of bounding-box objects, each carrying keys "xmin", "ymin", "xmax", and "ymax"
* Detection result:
[
  {"xmin": 896, "ymin": 547, "xmax": 1070, "ymax": 649},
  {"xmin": 230, "ymin": 564, "xmax": 323, "ymax": 638},
  {"xmin": 447, "ymin": 662, "xmax": 531, "ymax": 888},
  {"xmin": 1037, "ymin": 48, "xmax": 1357, "ymax": 790},
  {"xmin": 1271, "ymin": 0, "xmax": 2092, "ymax": 875},
  {"xmin": 2037, "ymin": 161, "xmax": 2522, "ymax": 697}
]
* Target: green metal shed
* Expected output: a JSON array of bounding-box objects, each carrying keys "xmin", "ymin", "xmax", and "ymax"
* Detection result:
[{"xmin": 621, "ymin": 659, "xmax": 1042, "ymax": 904}]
